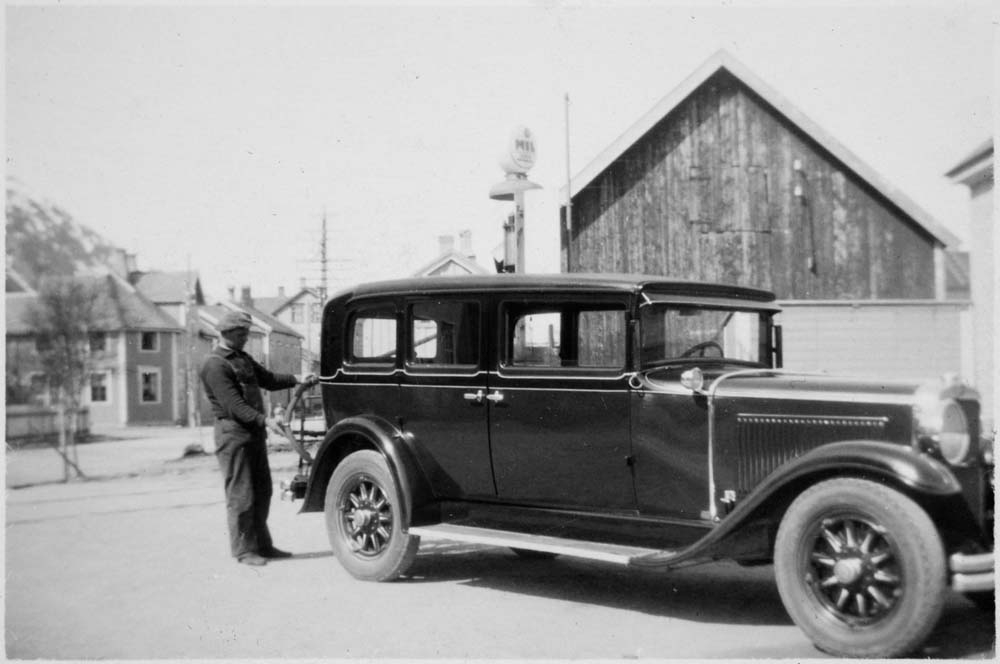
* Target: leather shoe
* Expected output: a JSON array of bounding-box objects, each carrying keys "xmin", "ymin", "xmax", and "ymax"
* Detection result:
[
  {"xmin": 262, "ymin": 546, "xmax": 293, "ymax": 559},
  {"xmin": 238, "ymin": 553, "xmax": 268, "ymax": 566}
]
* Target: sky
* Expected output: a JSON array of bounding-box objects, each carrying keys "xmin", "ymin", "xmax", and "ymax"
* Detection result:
[{"xmin": 5, "ymin": 2, "xmax": 996, "ymax": 303}]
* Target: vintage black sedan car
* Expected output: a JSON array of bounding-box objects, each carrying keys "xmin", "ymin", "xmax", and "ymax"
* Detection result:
[{"xmin": 282, "ymin": 274, "xmax": 993, "ymax": 658}]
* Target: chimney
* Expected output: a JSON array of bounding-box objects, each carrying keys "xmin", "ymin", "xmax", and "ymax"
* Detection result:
[
  {"xmin": 240, "ymin": 285, "xmax": 253, "ymax": 307},
  {"xmin": 125, "ymin": 253, "xmax": 138, "ymax": 275},
  {"xmin": 227, "ymin": 286, "xmax": 236, "ymax": 301},
  {"xmin": 438, "ymin": 234, "xmax": 455, "ymax": 255},
  {"xmin": 278, "ymin": 286, "xmax": 285, "ymax": 298},
  {"xmin": 459, "ymin": 230, "xmax": 474, "ymax": 259},
  {"xmin": 300, "ymin": 277, "xmax": 307, "ymax": 290}
]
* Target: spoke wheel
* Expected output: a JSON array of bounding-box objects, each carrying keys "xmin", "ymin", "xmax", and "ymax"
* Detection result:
[
  {"xmin": 774, "ymin": 477, "xmax": 946, "ymax": 658},
  {"xmin": 803, "ymin": 514, "xmax": 902, "ymax": 625},
  {"xmin": 342, "ymin": 478, "xmax": 394, "ymax": 557},
  {"xmin": 325, "ymin": 450, "xmax": 419, "ymax": 581}
]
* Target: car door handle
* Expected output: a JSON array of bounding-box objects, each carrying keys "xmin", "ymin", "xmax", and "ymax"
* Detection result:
[
  {"xmin": 463, "ymin": 390, "xmax": 485, "ymax": 404},
  {"xmin": 485, "ymin": 391, "xmax": 504, "ymax": 403}
]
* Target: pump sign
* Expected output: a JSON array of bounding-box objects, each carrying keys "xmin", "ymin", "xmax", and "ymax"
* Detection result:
[{"xmin": 499, "ymin": 126, "xmax": 537, "ymax": 174}]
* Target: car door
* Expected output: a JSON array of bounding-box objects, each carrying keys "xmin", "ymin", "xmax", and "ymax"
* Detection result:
[
  {"xmin": 487, "ymin": 295, "xmax": 636, "ymax": 511},
  {"xmin": 396, "ymin": 296, "xmax": 496, "ymax": 499}
]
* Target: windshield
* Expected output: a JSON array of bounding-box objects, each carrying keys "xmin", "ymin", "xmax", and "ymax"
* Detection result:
[{"xmin": 640, "ymin": 304, "xmax": 768, "ymax": 367}]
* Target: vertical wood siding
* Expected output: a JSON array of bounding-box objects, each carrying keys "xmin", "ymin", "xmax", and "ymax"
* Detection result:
[{"xmin": 565, "ymin": 71, "xmax": 935, "ymax": 300}]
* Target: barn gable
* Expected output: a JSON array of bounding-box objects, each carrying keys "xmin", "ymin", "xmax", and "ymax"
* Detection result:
[{"xmin": 562, "ymin": 50, "xmax": 956, "ymax": 301}]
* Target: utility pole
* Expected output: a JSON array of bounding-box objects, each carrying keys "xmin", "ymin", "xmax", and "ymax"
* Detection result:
[
  {"xmin": 565, "ymin": 93, "xmax": 573, "ymax": 272},
  {"xmin": 320, "ymin": 209, "xmax": 328, "ymax": 303},
  {"xmin": 185, "ymin": 256, "xmax": 197, "ymax": 427}
]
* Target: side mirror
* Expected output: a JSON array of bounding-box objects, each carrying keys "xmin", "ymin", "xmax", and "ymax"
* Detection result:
[{"xmin": 680, "ymin": 367, "xmax": 705, "ymax": 393}]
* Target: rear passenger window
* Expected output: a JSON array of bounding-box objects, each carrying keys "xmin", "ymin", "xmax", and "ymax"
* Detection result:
[
  {"xmin": 347, "ymin": 306, "xmax": 397, "ymax": 365},
  {"xmin": 408, "ymin": 301, "xmax": 479, "ymax": 367}
]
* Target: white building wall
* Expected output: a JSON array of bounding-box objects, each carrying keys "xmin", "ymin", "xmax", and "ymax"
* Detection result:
[{"xmin": 779, "ymin": 301, "xmax": 969, "ymax": 382}]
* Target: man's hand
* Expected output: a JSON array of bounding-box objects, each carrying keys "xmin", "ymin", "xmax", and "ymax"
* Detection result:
[
  {"xmin": 264, "ymin": 416, "xmax": 286, "ymax": 435},
  {"xmin": 296, "ymin": 373, "xmax": 320, "ymax": 387}
]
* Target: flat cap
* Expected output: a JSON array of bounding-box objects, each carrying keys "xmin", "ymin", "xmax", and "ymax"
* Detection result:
[{"xmin": 217, "ymin": 310, "xmax": 252, "ymax": 332}]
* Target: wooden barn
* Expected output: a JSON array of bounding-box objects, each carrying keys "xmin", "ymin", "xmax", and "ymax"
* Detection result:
[{"xmin": 560, "ymin": 50, "xmax": 971, "ymax": 382}]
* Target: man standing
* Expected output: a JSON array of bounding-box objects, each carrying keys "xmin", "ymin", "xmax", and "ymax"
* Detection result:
[{"xmin": 200, "ymin": 310, "xmax": 316, "ymax": 566}]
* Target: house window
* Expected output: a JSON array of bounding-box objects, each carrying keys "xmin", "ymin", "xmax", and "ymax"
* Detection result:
[
  {"xmin": 310, "ymin": 303, "xmax": 321, "ymax": 323},
  {"xmin": 291, "ymin": 303, "xmax": 305, "ymax": 323},
  {"xmin": 28, "ymin": 373, "xmax": 51, "ymax": 405},
  {"xmin": 90, "ymin": 372, "xmax": 111, "ymax": 403},
  {"xmin": 90, "ymin": 332, "xmax": 107, "ymax": 352},
  {"xmin": 139, "ymin": 368, "xmax": 161, "ymax": 403},
  {"xmin": 140, "ymin": 332, "xmax": 159, "ymax": 352}
]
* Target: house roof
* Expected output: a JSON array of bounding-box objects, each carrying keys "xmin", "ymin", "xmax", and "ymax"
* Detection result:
[
  {"xmin": 945, "ymin": 138, "xmax": 994, "ymax": 184},
  {"xmin": 271, "ymin": 287, "xmax": 322, "ymax": 316},
  {"xmin": 412, "ymin": 251, "xmax": 490, "ymax": 277},
  {"xmin": 5, "ymin": 265, "xmax": 35, "ymax": 294},
  {"xmin": 132, "ymin": 270, "xmax": 204, "ymax": 305},
  {"xmin": 203, "ymin": 302, "xmax": 303, "ymax": 339},
  {"xmin": 6, "ymin": 273, "xmax": 183, "ymax": 336},
  {"xmin": 560, "ymin": 49, "xmax": 959, "ymax": 248}
]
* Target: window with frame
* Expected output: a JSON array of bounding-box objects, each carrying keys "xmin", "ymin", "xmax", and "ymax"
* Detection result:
[
  {"xmin": 90, "ymin": 332, "xmax": 107, "ymax": 352},
  {"xmin": 290, "ymin": 303, "xmax": 305, "ymax": 323},
  {"xmin": 140, "ymin": 332, "xmax": 158, "ymax": 352},
  {"xmin": 347, "ymin": 305, "xmax": 397, "ymax": 365},
  {"xmin": 408, "ymin": 301, "xmax": 479, "ymax": 367},
  {"xmin": 139, "ymin": 368, "xmax": 161, "ymax": 403},
  {"xmin": 90, "ymin": 372, "xmax": 110, "ymax": 403},
  {"xmin": 505, "ymin": 303, "xmax": 627, "ymax": 370},
  {"xmin": 29, "ymin": 373, "xmax": 51, "ymax": 405},
  {"xmin": 310, "ymin": 302, "xmax": 322, "ymax": 323}
]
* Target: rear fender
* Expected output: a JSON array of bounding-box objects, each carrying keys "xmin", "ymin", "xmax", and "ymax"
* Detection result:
[{"xmin": 301, "ymin": 416, "xmax": 432, "ymax": 527}]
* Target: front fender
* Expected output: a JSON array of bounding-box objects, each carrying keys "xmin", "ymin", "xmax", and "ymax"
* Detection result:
[
  {"xmin": 301, "ymin": 416, "xmax": 432, "ymax": 527},
  {"xmin": 765, "ymin": 439, "xmax": 962, "ymax": 496},
  {"xmin": 633, "ymin": 440, "xmax": 961, "ymax": 569}
]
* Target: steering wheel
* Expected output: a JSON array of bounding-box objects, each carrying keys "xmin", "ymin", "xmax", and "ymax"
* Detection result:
[{"xmin": 680, "ymin": 340, "xmax": 724, "ymax": 358}]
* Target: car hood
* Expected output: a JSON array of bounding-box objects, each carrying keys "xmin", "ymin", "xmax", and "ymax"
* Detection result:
[{"xmin": 643, "ymin": 366, "xmax": 977, "ymax": 406}]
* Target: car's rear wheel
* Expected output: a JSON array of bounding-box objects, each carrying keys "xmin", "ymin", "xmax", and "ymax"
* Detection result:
[
  {"xmin": 774, "ymin": 477, "xmax": 946, "ymax": 658},
  {"xmin": 325, "ymin": 450, "xmax": 419, "ymax": 581}
]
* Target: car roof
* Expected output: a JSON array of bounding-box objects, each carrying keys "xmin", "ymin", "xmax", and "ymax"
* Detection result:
[{"xmin": 338, "ymin": 273, "xmax": 776, "ymax": 303}]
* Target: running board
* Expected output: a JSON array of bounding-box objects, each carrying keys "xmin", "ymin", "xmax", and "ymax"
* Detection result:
[{"xmin": 408, "ymin": 523, "xmax": 674, "ymax": 565}]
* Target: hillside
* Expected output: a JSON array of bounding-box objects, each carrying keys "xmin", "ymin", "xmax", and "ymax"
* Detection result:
[{"xmin": 5, "ymin": 178, "xmax": 123, "ymax": 287}]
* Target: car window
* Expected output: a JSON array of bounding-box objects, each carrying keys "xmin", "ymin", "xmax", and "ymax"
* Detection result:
[
  {"xmin": 640, "ymin": 305, "xmax": 764, "ymax": 366},
  {"xmin": 408, "ymin": 301, "xmax": 479, "ymax": 367},
  {"xmin": 506, "ymin": 303, "xmax": 626, "ymax": 370},
  {"xmin": 348, "ymin": 305, "xmax": 397, "ymax": 365}
]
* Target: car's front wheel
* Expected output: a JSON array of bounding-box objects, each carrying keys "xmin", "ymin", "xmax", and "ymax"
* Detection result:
[
  {"xmin": 774, "ymin": 477, "xmax": 946, "ymax": 658},
  {"xmin": 325, "ymin": 450, "xmax": 419, "ymax": 581}
]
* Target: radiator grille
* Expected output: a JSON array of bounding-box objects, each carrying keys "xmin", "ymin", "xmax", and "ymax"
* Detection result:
[{"xmin": 734, "ymin": 414, "xmax": 889, "ymax": 493}]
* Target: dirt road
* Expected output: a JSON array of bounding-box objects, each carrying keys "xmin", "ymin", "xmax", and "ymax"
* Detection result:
[{"xmin": 5, "ymin": 443, "xmax": 995, "ymax": 659}]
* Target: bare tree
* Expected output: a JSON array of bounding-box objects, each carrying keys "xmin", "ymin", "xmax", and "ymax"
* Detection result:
[{"xmin": 27, "ymin": 278, "xmax": 101, "ymax": 481}]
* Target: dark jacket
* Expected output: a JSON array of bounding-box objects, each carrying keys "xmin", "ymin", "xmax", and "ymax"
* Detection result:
[{"xmin": 200, "ymin": 345, "xmax": 297, "ymax": 430}]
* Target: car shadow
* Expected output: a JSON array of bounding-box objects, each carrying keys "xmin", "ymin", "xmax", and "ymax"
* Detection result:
[{"xmin": 402, "ymin": 541, "xmax": 995, "ymax": 658}]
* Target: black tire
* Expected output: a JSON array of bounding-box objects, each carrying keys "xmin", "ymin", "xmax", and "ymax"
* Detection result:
[
  {"xmin": 510, "ymin": 548, "xmax": 558, "ymax": 560},
  {"xmin": 325, "ymin": 450, "xmax": 419, "ymax": 581},
  {"xmin": 774, "ymin": 477, "xmax": 946, "ymax": 658}
]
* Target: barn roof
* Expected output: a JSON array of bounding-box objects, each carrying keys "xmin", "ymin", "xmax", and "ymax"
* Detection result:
[{"xmin": 561, "ymin": 49, "xmax": 959, "ymax": 248}]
